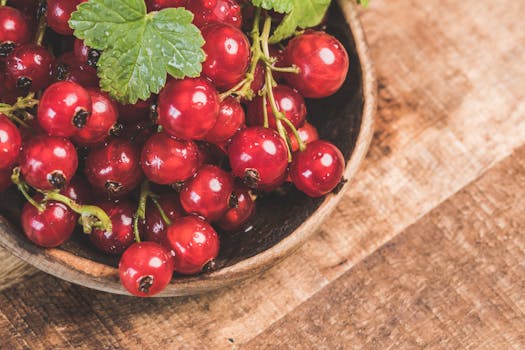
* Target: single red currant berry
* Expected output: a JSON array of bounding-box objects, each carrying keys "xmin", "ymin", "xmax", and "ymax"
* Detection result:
[
  {"xmin": 228, "ymin": 126, "xmax": 288, "ymax": 188},
  {"xmin": 201, "ymin": 23, "xmax": 250, "ymax": 90},
  {"xmin": 0, "ymin": 167, "xmax": 13, "ymax": 193},
  {"xmin": 217, "ymin": 185, "xmax": 254, "ymax": 231},
  {"xmin": 90, "ymin": 200, "xmax": 135, "ymax": 255},
  {"xmin": 0, "ymin": 7, "xmax": 31, "ymax": 58},
  {"xmin": 141, "ymin": 193, "xmax": 183, "ymax": 244},
  {"xmin": 284, "ymin": 31, "xmax": 349, "ymax": 98},
  {"xmin": 205, "ymin": 96, "xmax": 245, "ymax": 143},
  {"xmin": 37, "ymin": 81, "xmax": 92, "ymax": 137},
  {"xmin": 72, "ymin": 88, "xmax": 119, "ymax": 146},
  {"xmin": 157, "ymin": 78, "xmax": 220, "ymax": 140},
  {"xmin": 180, "ymin": 164, "xmax": 234, "ymax": 221},
  {"xmin": 246, "ymin": 85, "xmax": 307, "ymax": 131},
  {"xmin": 0, "ymin": 113, "xmax": 22, "ymax": 169},
  {"xmin": 141, "ymin": 132, "xmax": 200, "ymax": 185},
  {"xmin": 186, "ymin": 0, "xmax": 242, "ymax": 29},
  {"xmin": 289, "ymin": 121, "xmax": 319, "ymax": 152},
  {"xmin": 290, "ymin": 140, "xmax": 345, "ymax": 197},
  {"xmin": 19, "ymin": 135, "xmax": 78, "ymax": 190},
  {"xmin": 146, "ymin": 0, "xmax": 187, "ymax": 11},
  {"xmin": 21, "ymin": 198, "xmax": 77, "ymax": 247},
  {"xmin": 85, "ymin": 139, "xmax": 143, "ymax": 197},
  {"xmin": 119, "ymin": 242, "xmax": 174, "ymax": 297},
  {"xmin": 60, "ymin": 176, "xmax": 93, "ymax": 204},
  {"xmin": 163, "ymin": 216, "xmax": 219, "ymax": 275},
  {"xmin": 46, "ymin": 0, "xmax": 87, "ymax": 35},
  {"xmin": 53, "ymin": 52, "xmax": 100, "ymax": 88},
  {"xmin": 73, "ymin": 39, "xmax": 101, "ymax": 68},
  {"xmin": 5, "ymin": 44, "xmax": 53, "ymax": 92}
]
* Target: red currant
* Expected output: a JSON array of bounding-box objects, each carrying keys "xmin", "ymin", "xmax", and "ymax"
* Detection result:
[
  {"xmin": 141, "ymin": 132, "xmax": 201, "ymax": 185},
  {"xmin": 0, "ymin": 113, "xmax": 22, "ymax": 169},
  {"xmin": 0, "ymin": 7, "xmax": 31, "ymax": 58},
  {"xmin": 205, "ymin": 96, "xmax": 245, "ymax": 143},
  {"xmin": 141, "ymin": 193, "xmax": 183, "ymax": 244},
  {"xmin": 290, "ymin": 140, "xmax": 345, "ymax": 197},
  {"xmin": 228, "ymin": 126, "xmax": 288, "ymax": 188},
  {"xmin": 90, "ymin": 200, "xmax": 135, "ymax": 255},
  {"xmin": 163, "ymin": 216, "xmax": 219, "ymax": 275},
  {"xmin": 186, "ymin": 0, "xmax": 242, "ymax": 28},
  {"xmin": 72, "ymin": 88, "xmax": 119, "ymax": 146},
  {"xmin": 119, "ymin": 242, "xmax": 174, "ymax": 297},
  {"xmin": 21, "ymin": 198, "xmax": 77, "ymax": 247},
  {"xmin": 53, "ymin": 52, "xmax": 100, "ymax": 88},
  {"xmin": 289, "ymin": 121, "xmax": 319, "ymax": 152},
  {"xmin": 146, "ymin": 0, "xmax": 187, "ymax": 11},
  {"xmin": 246, "ymin": 85, "xmax": 307, "ymax": 131},
  {"xmin": 284, "ymin": 31, "xmax": 349, "ymax": 98},
  {"xmin": 37, "ymin": 81, "xmax": 92, "ymax": 137},
  {"xmin": 157, "ymin": 77, "xmax": 219, "ymax": 140},
  {"xmin": 217, "ymin": 184, "xmax": 254, "ymax": 231},
  {"xmin": 85, "ymin": 138, "xmax": 143, "ymax": 197},
  {"xmin": 5, "ymin": 44, "xmax": 53, "ymax": 92},
  {"xmin": 46, "ymin": 0, "xmax": 87, "ymax": 35},
  {"xmin": 201, "ymin": 23, "xmax": 250, "ymax": 90},
  {"xmin": 180, "ymin": 164, "xmax": 234, "ymax": 221},
  {"xmin": 19, "ymin": 135, "xmax": 78, "ymax": 190}
]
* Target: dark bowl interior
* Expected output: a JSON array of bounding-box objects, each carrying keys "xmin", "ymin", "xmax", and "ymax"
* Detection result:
[{"xmin": 0, "ymin": 2, "xmax": 364, "ymax": 286}]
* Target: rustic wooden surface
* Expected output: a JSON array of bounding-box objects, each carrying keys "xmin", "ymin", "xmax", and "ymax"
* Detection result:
[{"xmin": 0, "ymin": 0, "xmax": 524, "ymax": 348}]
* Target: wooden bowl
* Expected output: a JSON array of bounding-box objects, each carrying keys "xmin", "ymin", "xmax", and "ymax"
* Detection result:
[{"xmin": 0, "ymin": 0, "xmax": 376, "ymax": 297}]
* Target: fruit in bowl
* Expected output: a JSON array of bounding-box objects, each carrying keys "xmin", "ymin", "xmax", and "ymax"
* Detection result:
[{"xmin": 0, "ymin": 0, "xmax": 375, "ymax": 297}]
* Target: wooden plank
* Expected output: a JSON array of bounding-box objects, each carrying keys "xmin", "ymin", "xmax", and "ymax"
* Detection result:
[
  {"xmin": 0, "ymin": 0, "xmax": 524, "ymax": 348},
  {"xmin": 243, "ymin": 145, "xmax": 525, "ymax": 349}
]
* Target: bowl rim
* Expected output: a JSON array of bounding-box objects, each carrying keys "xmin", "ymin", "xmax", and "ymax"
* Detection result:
[{"xmin": 0, "ymin": 0, "xmax": 377, "ymax": 296}]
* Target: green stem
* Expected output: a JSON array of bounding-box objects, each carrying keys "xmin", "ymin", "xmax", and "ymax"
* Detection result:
[
  {"xmin": 150, "ymin": 197, "xmax": 172, "ymax": 226},
  {"xmin": 133, "ymin": 181, "xmax": 151, "ymax": 243}
]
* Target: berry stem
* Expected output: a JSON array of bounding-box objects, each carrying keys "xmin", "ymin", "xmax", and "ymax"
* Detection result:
[{"xmin": 11, "ymin": 168, "xmax": 45, "ymax": 212}]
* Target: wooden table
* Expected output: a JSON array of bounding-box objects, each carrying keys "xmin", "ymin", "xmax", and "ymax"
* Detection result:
[{"xmin": 1, "ymin": 0, "xmax": 524, "ymax": 348}]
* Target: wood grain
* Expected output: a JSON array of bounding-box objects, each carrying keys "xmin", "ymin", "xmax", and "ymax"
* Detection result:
[
  {"xmin": 0, "ymin": 0, "xmax": 523, "ymax": 348},
  {"xmin": 243, "ymin": 144, "xmax": 525, "ymax": 349}
]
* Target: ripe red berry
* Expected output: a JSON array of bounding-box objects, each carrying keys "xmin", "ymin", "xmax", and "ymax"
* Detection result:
[
  {"xmin": 217, "ymin": 185, "xmax": 254, "ymax": 231},
  {"xmin": 5, "ymin": 44, "xmax": 53, "ymax": 92},
  {"xmin": 21, "ymin": 198, "xmax": 77, "ymax": 247},
  {"xmin": 0, "ymin": 7, "xmax": 31, "ymax": 58},
  {"xmin": 290, "ymin": 140, "xmax": 345, "ymax": 197},
  {"xmin": 141, "ymin": 132, "xmax": 200, "ymax": 185},
  {"xmin": 19, "ymin": 135, "xmax": 78, "ymax": 190},
  {"xmin": 72, "ymin": 88, "xmax": 119, "ymax": 146},
  {"xmin": 37, "ymin": 81, "xmax": 92, "ymax": 137},
  {"xmin": 146, "ymin": 0, "xmax": 187, "ymax": 11},
  {"xmin": 246, "ymin": 85, "xmax": 307, "ymax": 131},
  {"xmin": 201, "ymin": 23, "xmax": 250, "ymax": 90},
  {"xmin": 90, "ymin": 200, "xmax": 135, "ymax": 255},
  {"xmin": 85, "ymin": 139, "xmax": 143, "ymax": 197},
  {"xmin": 119, "ymin": 242, "xmax": 174, "ymax": 297},
  {"xmin": 205, "ymin": 96, "xmax": 245, "ymax": 143},
  {"xmin": 164, "ymin": 216, "xmax": 219, "ymax": 275},
  {"xmin": 157, "ymin": 78, "xmax": 220, "ymax": 140},
  {"xmin": 284, "ymin": 31, "xmax": 349, "ymax": 98},
  {"xmin": 141, "ymin": 193, "xmax": 183, "ymax": 244},
  {"xmin": 289, "ymin": 121, "xmax": 319, "ymax": 152},
  {"xmin": 46, "ymin": 0, "xmax": 87, "ymax": 35},
  {"xmin": 228, "ymin": 127, "xmax": 288, "ymax": 189},
  {"xmin": 53, "ymin": 52, "xmax": 100, "ymax": 88},
  {"xmin": 186, "ymin": 0, "xmax": 242, "ymax": 28},
  {"xmin": 180, "ymin": 164, "xmax": 234, "ymax": 221},
  {"xmin": 0, "ymin": 114, "xmax": 22, "ymax": 169}
]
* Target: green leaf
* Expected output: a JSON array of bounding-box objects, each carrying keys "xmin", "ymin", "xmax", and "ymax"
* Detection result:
[
  {"xmin": 269, "ymin": 0, "xmax": 331, "ymax": 44},
  {"xmin": 69, "ymin": 0, "xmax": 204, "ymax": 104},
  {"xmin": 249, "ymin": 0, "xmax": 293, "ymax": 13}
]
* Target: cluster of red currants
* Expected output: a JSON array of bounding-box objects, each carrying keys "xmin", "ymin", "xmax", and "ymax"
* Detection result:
[{"xmin": 0, "ymin": 0, "xmax": 350, "ymax": 296}]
